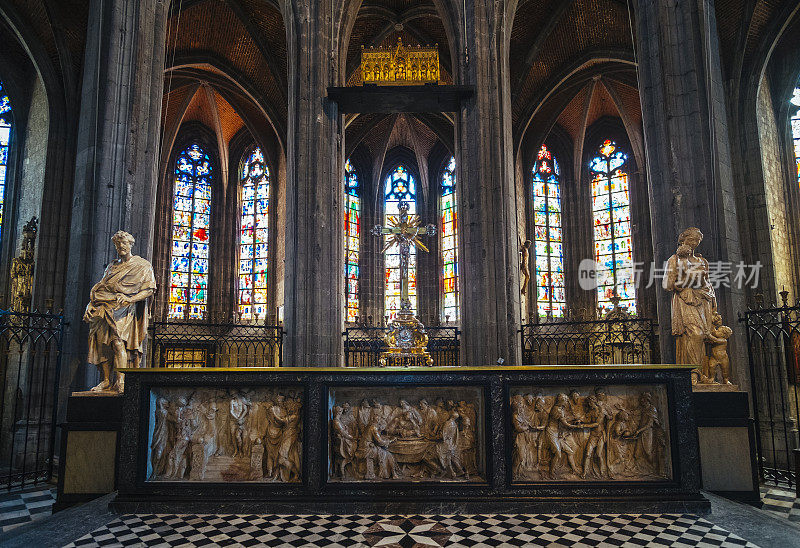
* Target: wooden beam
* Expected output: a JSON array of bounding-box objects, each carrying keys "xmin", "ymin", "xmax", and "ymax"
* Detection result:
[{"xmin": 327, "ymin": 85, "xmax": 474, "ymax": 113}]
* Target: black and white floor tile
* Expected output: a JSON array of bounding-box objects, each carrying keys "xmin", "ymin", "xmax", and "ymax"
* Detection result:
[
  {"xmin": 0, "ymin": 486, "xmax": 56, "ymax": 533},
  {"xmin": 64, "ymin": 512, "xmax": 759, "ymax": 547},
  {"xmin": 760, "ymin": 484, "xmax": 800, "ymax": 522}
]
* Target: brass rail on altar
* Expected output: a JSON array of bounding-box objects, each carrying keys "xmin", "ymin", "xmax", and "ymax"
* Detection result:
[{"xmin": 121, "ymin": 364, "xmax": 696, "ymax": 373}]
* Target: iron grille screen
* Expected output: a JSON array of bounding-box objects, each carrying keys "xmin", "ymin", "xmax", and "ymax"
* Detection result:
[
  {"xmin": 148, "ymin": 321, "xmax": 283, "ymax": 368},
  {"xmin": 344, "ymin": 326, "xmax": 459, "ymax": 367}
]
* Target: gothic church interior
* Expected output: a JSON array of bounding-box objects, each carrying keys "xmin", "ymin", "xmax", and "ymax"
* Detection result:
[{"xmin": 1, "ymin": 0, "xmax": 800, "ymax": 546}]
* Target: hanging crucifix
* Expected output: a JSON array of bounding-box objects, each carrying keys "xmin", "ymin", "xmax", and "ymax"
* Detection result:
[{"xmin": 371, "ymin": 200, "xmax": 436, "ymax": 366}]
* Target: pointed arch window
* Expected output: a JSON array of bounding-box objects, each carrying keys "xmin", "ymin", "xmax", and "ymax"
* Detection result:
[
  {"xmin": 532, "ymin": 144, "xmax": 565, "ymax": 318},
  {"xmin": 169, "ymin": 143, "xmax": 212, "ymax": 319},
  {"xmin": 790, "ymin": 84, "xmax": 800, "ymax": 187},
  {"xmin": 440, "ymin": 156, "xmax": 459, "ymax": 322},
  {"xmin": 238, "ymin": 147, "xmax": 270, "ymax": 321},
  {"xmin": 344, "ymin": 160, "xmax": 360, "ymax": 323},
  {"xmin": 0, "ymin": 81, "xmax": 12, "ymax": 242},
  {"xmin": 589, "ymin": 139, "xmax": 635, "ymax": 313},
  {"xmin": 384, "ymin": 165, "xmax": 417, "ymax": 320}
]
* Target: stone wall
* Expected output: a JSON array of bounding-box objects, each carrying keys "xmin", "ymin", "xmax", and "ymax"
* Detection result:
[{"xmin": 756, "ymin": 75, "xmax": 795, "ymax": 299}]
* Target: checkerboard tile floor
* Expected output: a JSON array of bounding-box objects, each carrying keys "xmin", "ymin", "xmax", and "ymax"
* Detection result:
[
  {"xmin": 64, "ymin": 513, "xmax": 759, "ymax": 547},
  {"xmin": 760, "ymin": 484, "xmax": 800, "ymax": 522},
  {"xmin": 0, "ymin": 486, "xmax": 57, "ymax": 533}
]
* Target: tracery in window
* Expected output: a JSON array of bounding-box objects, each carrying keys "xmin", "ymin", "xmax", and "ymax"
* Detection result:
[
  {"xmin": 790, "ymin": 84, "xmax": 800, "ymax": 187},
  {"xmin": 238, "ymin": 147, "xmax": 270, "ymax": 321},
  {"xmin": 440, "ymin": 156, "xmax": 459, "ymax": 322},
  {"xmin": 344, "ymin": 160, "xmax": 360, "ymax": 323},
  {"xmin": 589, "ymin": 139, "xmax": 636, "ymax": 313},
  {"xmin": 384, "ymin": 165, "xmax": 417, "ymax": 320},
  {"xmin": 169, "ymin": 143, "xmax": 212, "ymax": 320},
  {"xmin": 532, "ymin": 144, "xmax": 565, "ymax": 318},
  {"xmin": 0, "ymin": 82, "xmax": 12, "ymax": 242}
]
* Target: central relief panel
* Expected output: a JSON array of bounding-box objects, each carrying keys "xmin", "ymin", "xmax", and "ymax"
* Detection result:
[
  {"xmin": 328, "ymin": 386, "xmax": 485, "ymax": 482},
  {"xmin": 146, "ymin": 387, "xmax": 303, "ymax": 483}
]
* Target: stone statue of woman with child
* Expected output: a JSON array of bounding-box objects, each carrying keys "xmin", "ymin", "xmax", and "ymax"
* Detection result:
[{"xmin": 662, "ymin": 227, "xmax": 734, "ymax": 386}]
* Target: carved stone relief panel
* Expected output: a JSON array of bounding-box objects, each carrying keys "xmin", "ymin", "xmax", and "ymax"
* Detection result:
[
  {"xmin": 147, "ymin": 387, "xmax": 302, "ymax": 482},
  {"xmin": 509, "ymin": 385, "xmax": 671, "ymax": 482},
  {"xmin": 328, "ymin": 386, "xmax": 484, "ymax": 482}
]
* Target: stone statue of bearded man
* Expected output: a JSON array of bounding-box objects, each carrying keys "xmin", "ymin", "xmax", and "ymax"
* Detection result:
[{"xmin": 83, "ymin": 231, "xmax": 156, "ymax": 392}]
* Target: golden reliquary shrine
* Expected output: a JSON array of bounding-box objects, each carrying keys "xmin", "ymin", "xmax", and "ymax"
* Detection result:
[{"xmin": 360, "ymin": 38, "xmax": 440, "ymax": 85}]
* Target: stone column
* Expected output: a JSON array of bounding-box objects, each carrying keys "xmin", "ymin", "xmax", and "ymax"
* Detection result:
[
  {"xmin": 635, "ymin": 1, "xmax": 748, "ymax": 383},
  {"xmin": 64, "ymin": 0, "xmax": 168, "ymax": 389},
  {"xmin": 454, "ymin": 1, "xmax": 522, "ymax": 366},
  {"xmin": 282, "ymin": 0, "xmax": 344, "ymax": 366}
]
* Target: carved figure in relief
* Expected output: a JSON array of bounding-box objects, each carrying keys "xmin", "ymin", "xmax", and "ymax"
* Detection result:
[
  {"xmin": 361, "ymin": 417, "xmax": 400, "ymax": 480},
  {"xmin": 512, "ymin": 396, "xmax": 535, "ymax": 475},
  {"xmin": 264, "ymin": 395, "xmax": 285, "ymax": 478},
  {"xmin": 607, "ymin": 409, "xmax": 635, "ymax": 476},
  {"xmin": 165, "ymin": 396, "xmax": 191, "ymax": 479},
  {"xmin": 541, "ymin": 394, "xmax": 580, "ymax": 478},
  {"xmin": 83, "ymin": 231, "xmax": 156, "ymax": 392},
  {"xmin": 189, "ymin": 401, "xmax": 218, "ymax": 480},
  {"xmin": 580, "ymin": 395, "xmax": 609, "ymax": 479},
  {"xmin": 459, "ymin": 414, "xmax": 477, "ymax": 477},
  {"xmin": 391, "ymin": 400, "xmax": 422, "ymax": 437},
  {"xmin": 148, "ymin": 388, "xmax": 302, "ymax": 483},
  {"xmin": 418, "ymin": 399, "xmax": 438, "ymax": 439},
  {"xmin": 511, "ymin": 387, "xmax": 669, "ymax": 482},
  {"xmin": 230, "ymin": 394, "xmax": 250, "ymax": 458},
  {"xmin": 331, "ymin": 396, "xmax": 480, "ymax": 482},
  {"xmin": 633, "ymin": 392, "xmax": 666, "ymax": 475},
  {"xmin": 435, "ymin": 411, "xmax": 466, "ymax": 478},
  {"xmin": 332, "ymin": 404, "xmax": 356, "ymax": 478},
  {"xmin": 278, "ymin": 397, "xmax": 302, "ymax": 482},
  {"xmin": 149, "ymin": 397, "xmax": 170, "ymax": 478}
]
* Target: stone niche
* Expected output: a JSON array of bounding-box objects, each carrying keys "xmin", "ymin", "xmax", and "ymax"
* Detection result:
[
  {"xmin": 328, "ymin": 386, "xmax": 485, "ymax": 482},
  {"xmin": 509, "ymin": 385, "xmax": 672, "ymax": 482},
  {"xmin": 146, "ymin": 387, "xmax": 302, "ymax": 483}
]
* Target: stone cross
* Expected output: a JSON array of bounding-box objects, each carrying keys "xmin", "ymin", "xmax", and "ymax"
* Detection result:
[{"xmin": 371, "ymin": 201, "xmax": 436, "ymax": 317}]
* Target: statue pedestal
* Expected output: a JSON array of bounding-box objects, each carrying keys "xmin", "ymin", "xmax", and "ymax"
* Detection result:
[
  {"xmin": 71, "ymin": 390, "xmax": 121, "ymax": 397},
  {"xmin": 692, "ymin": 391, "xmax": 760, "ymax": 504},
  {"xmin": 692, "ymin": 383, "xmax": 740, "ymax": 392},
  {"xmin": 55, "ymin": 394, "xmax": 121, "ymax": 511}
]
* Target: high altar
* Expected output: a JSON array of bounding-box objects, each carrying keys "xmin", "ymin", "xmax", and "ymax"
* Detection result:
[{"xmin": 107, "ymin": 364, "xmax": 706, "ymax": 514}]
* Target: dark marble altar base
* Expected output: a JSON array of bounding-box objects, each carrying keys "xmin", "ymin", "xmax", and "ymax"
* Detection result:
[
  {"xmin": 109, "ymin": 496, "xmax": 708, "ymax": 515},
  {"xmin": 112, "ymin": 365, "xmax": 709, "ymax": 515}
]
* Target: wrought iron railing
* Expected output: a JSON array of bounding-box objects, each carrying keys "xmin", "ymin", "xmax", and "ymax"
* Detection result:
[
  {"xmin": 148, "ymin": 320, "xmax": 283, "ymax": 368},
  {"xmin": 520, "ymin": 314, "xmax": 659, "ymax": 365},
  {"xmin": 343, "ymin": 326, "xmax": 460, "ymax": 367},
  {"xmin": 740, "ymin": 293, "xmax": 800, "ymax": 489},
  {"xmin": 0, "ymin": 309, "xmax": 64, "ymax": 491}
]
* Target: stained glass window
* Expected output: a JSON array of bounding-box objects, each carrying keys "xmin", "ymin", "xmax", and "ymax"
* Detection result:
[
  {"xmin": 238, "ymin": 147, "xmax": 270, "ymax": 321},
  {"xmin": 790, "ymin": 84, "xmax": 800, "ymax": 187},
  {"xmin": 440, "ymin": 156, "xmax": 459, "ymax": 322},
  {"xmin": 344, "ymin": 160, "xmax": 360, "ymax": 323},
  {"xmin": 589, "ymin": 139, "xmax": 636, "ymax": 313},
  {"xmin": 532, "ymin": 144, "xmax": 565, "ymax": 318},
  {"xmin": 0, "ymin": 81, "xmax": 12, "ymax": 243},
  {"xmin": 384, "ymin": 165, "xmax": 417, "ymax": 320},
  {"xmin": 169, "ymin": 143, "xmax": 212, "ymax": 320}
]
